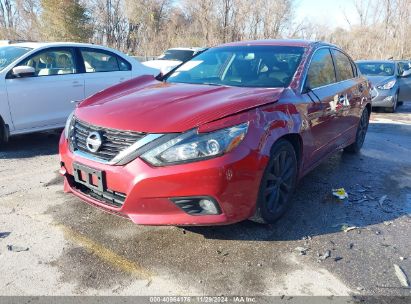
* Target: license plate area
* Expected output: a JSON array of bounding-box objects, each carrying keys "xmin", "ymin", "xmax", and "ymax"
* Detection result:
[{"xmin": 73, "ymin": 163, "xmax": 105, "ymax": 192}]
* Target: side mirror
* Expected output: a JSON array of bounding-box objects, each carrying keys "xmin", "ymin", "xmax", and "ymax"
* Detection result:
[
  {"xmin": 302, "ymin": 81, "xmax": 311, "ymax": 94},
  {"xmin": 401, "ymin": 69, "xmax": 411, "ymax": 77},
  {"xmin": 12, "ymin": 65, "xmax": 35, "ymax": 78}
]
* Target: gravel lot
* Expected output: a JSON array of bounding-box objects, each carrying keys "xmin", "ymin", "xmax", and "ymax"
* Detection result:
[{"xmin": 0, "ymin": 104, "xmax": 410, "ymax": 296}]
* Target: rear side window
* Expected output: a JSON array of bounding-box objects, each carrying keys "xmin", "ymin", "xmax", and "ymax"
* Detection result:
[
  {"xmin": 332, "ymin": 50, "xmax": 354, "ymax": 81},
  {"xmin": 80, "ymin": 49, "xmax": 131, "ymax": 73},
  {"xmin": 306, "ymin": 48, "xmax": 336, "ymax": 89}
]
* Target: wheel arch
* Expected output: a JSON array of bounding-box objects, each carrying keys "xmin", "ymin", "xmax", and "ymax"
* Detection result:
[
  {"xmin": 263, "ymin": 132, "xmax": 303, "ymax": 173},
  {"xmin": 275, "ymin": 133, "xmax": 303, "ymax": 171}
]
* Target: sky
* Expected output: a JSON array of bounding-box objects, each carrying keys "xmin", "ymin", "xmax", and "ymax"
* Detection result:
[{"xmin": 295, "ymin": 0, "xmax": 357, "ymax": 29}]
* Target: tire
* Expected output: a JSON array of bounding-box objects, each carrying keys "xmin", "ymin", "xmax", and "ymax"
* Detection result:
[
  {"xmin": 0, "ymin": 119, "xmax": 4, "ymax": 149},
  {"xmin": 385, "ymin": 92, "xmax": 398, "ymax": 113},
  {"xmin": 250, "ymin": 139, "xmax": 298, "ymax": 224},
  {"xmin": 344, "ymin": 108, "xmax": 369, "ymax": 153}
]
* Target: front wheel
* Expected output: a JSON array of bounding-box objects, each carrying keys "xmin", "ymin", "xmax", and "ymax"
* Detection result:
[
  {"xmin": 250, "ymin": 139, "xmax": 298, "ymax": 224},
  {"xmin": 385, "ymin": 92, "xmax": 398, "ymax": 113},
  {"xmin": 344, "ymin": 108, "xmax": 369, "ymax": 153},
  {"xmin": 0, "ymin": 121, "xmax": 5, "ymax": 150}
]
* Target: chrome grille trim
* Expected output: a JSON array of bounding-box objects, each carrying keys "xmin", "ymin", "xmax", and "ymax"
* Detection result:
[{"xmin": 69, "ymin": 119, "xmax": 163, "ymax": 165}]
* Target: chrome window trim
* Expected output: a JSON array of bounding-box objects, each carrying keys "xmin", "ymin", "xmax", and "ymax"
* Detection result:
[
  {"xmin": 73, "ymin": 133, "xmax": 164, "ymax": 165},
  {"xmin": 300, "ymin": 45, "xmax": 359, "ymax": 94}
]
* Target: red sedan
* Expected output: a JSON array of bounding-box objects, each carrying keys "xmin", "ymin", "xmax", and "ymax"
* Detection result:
[{"xmin": 59, "ymin": 39, "xmax": 371, "ymax": 226}]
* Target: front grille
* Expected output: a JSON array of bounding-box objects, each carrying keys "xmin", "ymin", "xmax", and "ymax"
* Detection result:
[{"xmin": 70, "ymin": 119, "xmax": 146, "ymax": 162}]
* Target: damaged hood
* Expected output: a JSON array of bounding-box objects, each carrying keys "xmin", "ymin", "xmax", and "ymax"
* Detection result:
[{"xmin": 76, "ymin": 76, "xmax": 284, "ymax": 133}]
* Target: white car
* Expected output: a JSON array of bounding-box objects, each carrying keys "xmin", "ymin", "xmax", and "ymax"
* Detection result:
[
  {"xmin": 142, "ymin": 47, "xmax": 205, "ymax": 73},
  {"xmin": 0, "ymin": 42, "xmax": 159, "ymax": 145}
]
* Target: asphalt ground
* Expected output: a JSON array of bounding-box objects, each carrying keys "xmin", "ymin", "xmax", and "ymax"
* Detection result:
[{"xmin": 0, "ymin": 103, "xmax": 410, "ymax": 297}]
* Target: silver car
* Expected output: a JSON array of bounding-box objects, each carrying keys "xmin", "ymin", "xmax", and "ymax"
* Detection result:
[{"xmin": 356, "ymin": 60, "xmax": 411, "ymax": 112}]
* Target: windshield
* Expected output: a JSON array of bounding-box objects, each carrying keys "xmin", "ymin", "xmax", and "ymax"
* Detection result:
[
  {"xmin": 166, "ymin": 46, "xmax": 305, "ymax": 88},
  {"xmin": 158, "ymin": 49, "xmax": 195, "ymax": 62},
  {"xmin": 357, "ymin": 62, "xmax": 395, "ymax": 76},
  {"xmin": 0, "ymin": 46, "xmax": 32, "ymax": 71}
]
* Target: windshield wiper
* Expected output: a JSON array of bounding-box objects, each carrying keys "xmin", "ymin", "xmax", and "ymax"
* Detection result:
[{"xmin": 202, "ymin": 82, "xmax": 225, "ymax": 86}]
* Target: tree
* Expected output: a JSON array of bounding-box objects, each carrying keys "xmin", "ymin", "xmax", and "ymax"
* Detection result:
[{"xmin": 40, "ymin": 0, "xmax": 92, "ymax": 42}]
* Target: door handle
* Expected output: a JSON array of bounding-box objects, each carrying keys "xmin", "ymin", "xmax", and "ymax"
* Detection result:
[
  {"xmin": 72, "ymin": 80, "xmax": 83, "ymax": 87},
  {"xmin": 339, "ymin": 94, "xmax": 350, "ymax": 106},
  {"xmin": 71, "ymin": 99, "xmax": 83, "ymax": 104}
]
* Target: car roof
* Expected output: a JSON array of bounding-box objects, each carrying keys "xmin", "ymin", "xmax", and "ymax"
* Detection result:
[
  {"xmin": 218, "ymin": 39, "xmax": 335, "ymax": 48},
  {"xmin": 6, "ymin": 41, "xmax": 111, "ymax": 50}
]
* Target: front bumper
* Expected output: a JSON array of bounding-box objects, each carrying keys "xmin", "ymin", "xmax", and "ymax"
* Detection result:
[
  {"xmin": 59, "ymin": 133, "xmax": 266, "ymax": 226},
  {"xmin": 371, "ymin": 87, "xmax": 396, "ymax": 107}
]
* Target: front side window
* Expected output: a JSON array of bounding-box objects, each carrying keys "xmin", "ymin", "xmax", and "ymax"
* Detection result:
[
  {"xmin": 0, "ymin": 46, "xmax": 32, "ymax": 71},
  {"xmin": 357, "ymin": 62, "xmax": 395, "ymax": 76},
  {"xmin": 166, "ymin": 46, "xmax": 305, "ymax": 88},
  {"xmin": 81, "ymin": 49, "xmax": 130, "ymax": 72},
  {"xmin": 332, "ymin": 50, "xmax": 354, "ymax": 81},
  {"xmin": 18, "ymin": 49, "xmax": 76, "ymax": 76},
  {"xmin": 306, "ymin": 48, "xmax": 336, "ymax": 89}
]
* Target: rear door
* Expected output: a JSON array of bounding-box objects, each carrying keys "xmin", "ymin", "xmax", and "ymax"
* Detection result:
[
  {"xmin": 5, "ymin": 47, "xmax": 84, "ymax": 131},
  {"xmin": 301, "ymin": 47, "xmax": 343, "ymax": 164},
  {"xmin": 331, "ymin": 49, "xmax": 364, "ymax": 145},
  {"xmin": 78, "ymin": 48, "xmax": 132, "ymax": 97}
]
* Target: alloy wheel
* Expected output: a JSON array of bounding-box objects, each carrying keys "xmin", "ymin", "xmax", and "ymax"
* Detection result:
[{"xmin": 263, "ymin": 149, "xmax": 296, "ymax": 215}]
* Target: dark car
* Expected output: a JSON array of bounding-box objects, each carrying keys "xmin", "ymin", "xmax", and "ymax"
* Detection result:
[
  {"xmin": 59, "ymin": 40, "xmax": 371, "ymax": 226},
  {"xmin": 356, "ymin": 60, "xmax": 411, "ymax": 112}
]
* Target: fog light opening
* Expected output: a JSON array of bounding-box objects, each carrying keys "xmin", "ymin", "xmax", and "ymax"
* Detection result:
[
  {"xmin": 199, "ymin": 198, "xmax": 218, "ymax": 214},
  {"xmin": 171, "ymin": 196, "xmax": 221, "ymax": 215}
]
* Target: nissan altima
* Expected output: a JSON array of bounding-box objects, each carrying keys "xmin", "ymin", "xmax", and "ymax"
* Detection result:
[{"xmin": 59, "ymin": 39, "xmax": 371, "ymax": 226}]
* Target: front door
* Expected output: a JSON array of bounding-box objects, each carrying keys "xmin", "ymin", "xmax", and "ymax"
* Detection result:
[
  {"xmin": 6, "ymin": 47, "xmax": 84, "ymax": 131},
  {"xmin": 301, "ymin": 48, "xmax": 343, "ymax": 167}
]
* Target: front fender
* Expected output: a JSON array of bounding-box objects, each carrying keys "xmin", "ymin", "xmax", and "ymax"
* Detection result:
[{"xmin": 255, "ymin": 103, "xmax": 303, "ymax": 157}]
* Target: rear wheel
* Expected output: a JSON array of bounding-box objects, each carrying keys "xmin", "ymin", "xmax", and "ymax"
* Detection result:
[
  {"xmin": 344, "ymin": 108, "xmax": 369, "ymax": 153},
  {"xmin": 251, "ymin": 139, "xmax": 298, "ymax": 224}
]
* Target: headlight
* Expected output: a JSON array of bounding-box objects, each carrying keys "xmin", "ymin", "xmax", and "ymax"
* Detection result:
[
  {"xmin": 64, "ymin": 111, "xmax": 75, "ymax": 138},
  {"xmin": 141, "ymin": 122, "xmax": 249, "ymax": 166},
  {"xmin": 377, "ymin": 79, "xmax": 396, "ymax": 90}
]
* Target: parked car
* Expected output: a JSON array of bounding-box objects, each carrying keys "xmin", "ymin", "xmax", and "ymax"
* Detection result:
[
  {"xmin": 0, "ymin": 42, "xmax": 158, "ymax": 146},
  {"xmin": 356, "ymin": 60, "xmax": 411, "ymax": 112},
  {"xmin": 59, "ymin": 39, "xmax": 371, "ymax": 226},
  {"xmin": 142, "ymin": 47, "xmax": 205, "ymax": 73}
]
